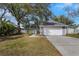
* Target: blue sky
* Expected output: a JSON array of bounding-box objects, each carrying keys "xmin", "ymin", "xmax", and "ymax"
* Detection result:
[
  {"xmin": 49, "ymin": 3, "xmax": 79, "ymax": 24},
  {"xmin": 0, "ymin": 9, "xmax": 17, "ymax": 25}
]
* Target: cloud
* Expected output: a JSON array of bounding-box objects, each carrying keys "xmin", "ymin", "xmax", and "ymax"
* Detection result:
[{"xmin": 64, "ymin": 3, "xmax": 73, "ymax": 6}]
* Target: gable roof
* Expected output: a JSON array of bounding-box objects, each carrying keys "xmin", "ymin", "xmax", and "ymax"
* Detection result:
[{"xmin": 41, "ymin": 20, "xmax": 68, "ymax": 27}]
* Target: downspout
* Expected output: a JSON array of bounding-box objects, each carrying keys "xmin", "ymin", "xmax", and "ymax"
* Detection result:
[
  {"xmin": 66, "ymin": 26, "xmax": 68, "ymax": 35},
  {"xmin": 62, "ymin": 26, "xmax": 65, "ymax": 35}
]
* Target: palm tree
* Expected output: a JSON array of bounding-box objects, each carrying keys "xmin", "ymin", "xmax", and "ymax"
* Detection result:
[{"xmin": 0, "ymin": 18, "xmax": 16, "ymax": 36}]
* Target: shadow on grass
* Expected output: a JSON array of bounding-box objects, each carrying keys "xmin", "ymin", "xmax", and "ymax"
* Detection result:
[{"xmin": 0, "ymin": 33, "xmax": 24, "ymax": 42}]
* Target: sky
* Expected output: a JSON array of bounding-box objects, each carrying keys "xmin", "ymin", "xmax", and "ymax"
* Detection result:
[
  {"xmin": 49, "ymin": 3, "xmax": 79, "ymax": 24},
  {"xmin": 0, "ymin": 9, "xmax": 17, "ymax": 25},
  {"xmin": 0, "ymin": 3, "xmax": 79, "ymax": 25}
]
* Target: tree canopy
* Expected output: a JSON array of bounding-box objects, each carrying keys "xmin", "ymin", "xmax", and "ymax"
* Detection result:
[
  {"xmin": 0, "ymin": 3, "xmax": 52, "ymax": 35},
  {"xmin": 53, "ymin": 15, "xmax": 74, "ymax": 25}
]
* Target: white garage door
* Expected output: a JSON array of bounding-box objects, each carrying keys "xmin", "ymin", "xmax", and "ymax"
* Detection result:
[{"xmin": 43, "ymin": 28, "xmax": 63, "ymax": 35}]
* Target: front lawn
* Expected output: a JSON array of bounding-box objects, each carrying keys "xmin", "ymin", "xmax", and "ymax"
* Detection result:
[
  {"xmin": 66, "ymin": 34, "xmax": 79, "ymax": 38},
  {"xmin": 0, "ymin": 34, "xmax": 61, "ymax": 56}
]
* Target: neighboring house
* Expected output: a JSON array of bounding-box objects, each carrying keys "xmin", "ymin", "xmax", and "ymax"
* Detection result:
[{"xmin": 40, "ymin": 20, "xmax": 68, "ymax": 35}]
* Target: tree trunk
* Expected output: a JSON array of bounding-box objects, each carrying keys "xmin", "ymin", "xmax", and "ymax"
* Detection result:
[
  {"xmin": 17, "ymin": 21, "xmax": 21, "ymax": 34},
  {"xmin": 36, "ymin": 24, "xmax": 40, "ymax": 34}
]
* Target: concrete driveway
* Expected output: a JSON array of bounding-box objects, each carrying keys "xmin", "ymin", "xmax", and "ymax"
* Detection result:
[{"xmin": 46, "ymin": 35, "xmax": 79, "ymax": 56}]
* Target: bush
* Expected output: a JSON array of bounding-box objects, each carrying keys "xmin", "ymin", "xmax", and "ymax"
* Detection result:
[{"xmin": 0, "ymin": 20, "xmax": 17, "ymax": 36}]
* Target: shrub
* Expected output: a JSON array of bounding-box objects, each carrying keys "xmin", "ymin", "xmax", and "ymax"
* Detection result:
[{"xmin": 0, "ymin": 20, "xmax": 17, "ymax": 36}]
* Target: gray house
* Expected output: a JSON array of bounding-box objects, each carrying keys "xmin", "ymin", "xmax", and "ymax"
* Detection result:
[
  {"xmin": 20, "ymin": 20, "xmax": 76, "ymax": 35},
  {"xmin": 40, "ymin": 20, "xmax": 68, "ymax": 35}
]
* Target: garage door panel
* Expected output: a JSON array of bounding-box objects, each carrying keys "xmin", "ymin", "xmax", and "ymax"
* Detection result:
[{"xmin": 43, "ymin": 28, "xmax": 63, "ymax": 35}]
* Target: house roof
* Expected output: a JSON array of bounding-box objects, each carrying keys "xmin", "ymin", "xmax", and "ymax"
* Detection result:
[{"xmin": 40, "ymin": 20, "xmax": 68, "ymax": 27}]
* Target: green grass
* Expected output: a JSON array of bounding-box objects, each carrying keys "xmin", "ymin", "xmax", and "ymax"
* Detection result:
[
  {"xmin": 66, "ymin": 34, "xmax": 79, "ymax": 38},
  {"xmin": 0, "ymin": 34, "xmax": 61, "ymax": 56}
]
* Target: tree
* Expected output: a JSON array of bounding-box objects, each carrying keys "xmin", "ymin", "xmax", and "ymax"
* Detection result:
[
  {"xmin": 53, "ymin": 15, "xmax": 74, "ymax": 25},
  {"xmin": 29, "ymin": 4, "xmax": 52, "ymax": 34},
  {"xmin": 0, "ymin": 4, "xmax": 53, "ymax": 35},
  {"xmin": 5, "ymin": 4, "xmax": 32, "ymax": 34},
  {"xmin": 6, "ymin": 4, "xmax": 23, "ymax": 34},
  {"xmin": 20, "ymin": 4, "xmax": 52, "ymax": 34},
  {"xmin": 32, "ymin": 4, "xmax": 52, "ymax": 24}
]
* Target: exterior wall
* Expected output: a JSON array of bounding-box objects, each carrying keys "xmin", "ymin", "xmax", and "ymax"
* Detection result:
[
  {"xmin": 67, "ymin": 28, "xmax": 75, "ymax": 34},
  {"xmin": 40, "ymin": 27, "xmax": 44, "ymax": 35},
  {"xmin": 63, "ymin": 28, "xmax": 67, "ymax": 35},
  {"xmin": 41, "ymin": 27, "xmax": 64, "ymax": 35},
  {"xmin": 75, "ymin": 27, "xmax": 79, "ymax": 33},
  {"xmin": 40, "ymin": 26, "xmax": 77, "ymax": 35},
  {"xmin": 75, "ymin": 29, "xmax": 79, "ymax": 33},
  {"xmin": 21, "ymin": 29, "xmax": 26, "ymax": 33}
]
